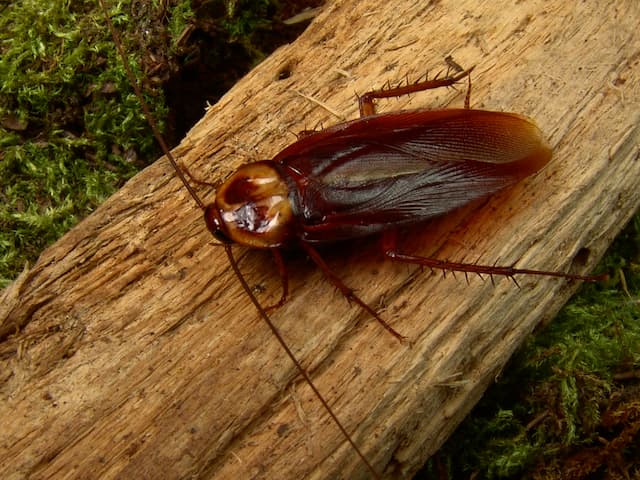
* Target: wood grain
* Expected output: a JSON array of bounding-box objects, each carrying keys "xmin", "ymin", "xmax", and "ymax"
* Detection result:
[{"xmin": 2, "ymin": 0, "xmax": 639, "ymax": 478}]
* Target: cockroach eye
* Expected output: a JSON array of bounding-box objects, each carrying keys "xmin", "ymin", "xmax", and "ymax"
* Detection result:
[
  {"xmin": 213, "ymin": 229, "xmax": 233, "ymax": 244},
  {"xmin": 203, "ymin": 205, "xmax": 231, "ymax": 244}
]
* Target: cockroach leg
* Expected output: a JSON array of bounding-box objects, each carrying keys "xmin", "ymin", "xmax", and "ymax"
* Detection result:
[
  {"xmin": 381, "ymin": 230, "xmax": 606, "ymax": 283},
  {"xmin": 445, "ymin": 55, "xmax": 465, "ymax": 74},
  {"xmin": 358, "ymin": 66, "xmax": 475, "ymax": 117},
  {"xmin": 264, "ymin": 249, "xmax": 289, "ymax": 311},
  {"xmin": 300, "ymin": 242, "xmax": 407, "ymax": 342},
  {"xmin": 182, "ymin": 162, "xmax": 220, "ymax": 189},
  {"xmin": 464, "ymin": 71, "xmax": 472, "ymax": 109},
  {"xmin": 296, "ymin": 129, "xmax": 319, "ymax": 138},
  {"xmin": 222, "ymin": 245, "xmax": 380, "ymax": 477}
]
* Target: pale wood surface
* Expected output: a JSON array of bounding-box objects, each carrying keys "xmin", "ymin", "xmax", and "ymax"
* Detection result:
[{"xmin": 2, "ymin": 0, "xmax": 639, "ymax": 478}]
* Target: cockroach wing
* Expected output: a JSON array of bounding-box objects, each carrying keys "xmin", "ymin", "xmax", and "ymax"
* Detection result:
[{"xmin": 274, "ymin": 109, "xmax": 552, "ymax": 243}]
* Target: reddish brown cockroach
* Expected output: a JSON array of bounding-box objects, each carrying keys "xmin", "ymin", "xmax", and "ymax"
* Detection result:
[{"xmin": 100, "ymin": 3, "xmax": 604, "ymax": 477}]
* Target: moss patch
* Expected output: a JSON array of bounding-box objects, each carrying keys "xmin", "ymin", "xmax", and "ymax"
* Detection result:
[
  {"xmin": 0, "ymin": 0, "xmax": 319, "ymax": 287},
  {"xmin": 0, "ymin": 0, "xmax": 172, "ymax": 286},
  {"xmin": 418, "ymin": 214, "xmax": 640, "ymax": 479}
]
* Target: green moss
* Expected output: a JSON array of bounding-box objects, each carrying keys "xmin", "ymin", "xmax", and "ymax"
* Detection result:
[
  {"xmin": 418, "ymin": 214, "xmax": 640, "ymax": 479},
  {"xmin": 0, "ymin": 0, "xmax": 317, "ymax": 288},
  {"xmin": 0, "ymin": 0, "xmax": 179, "ymax": 287}
]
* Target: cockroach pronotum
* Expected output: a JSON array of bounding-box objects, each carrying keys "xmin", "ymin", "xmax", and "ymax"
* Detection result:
[{"xmin": 99, "ymin": 2, "xmax": 604, "ymax": 477}]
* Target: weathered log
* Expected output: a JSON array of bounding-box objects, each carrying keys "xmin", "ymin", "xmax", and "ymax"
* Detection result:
[{"xmin": 1, "ymin": 0, "xmax": 639, "ymax": 478}]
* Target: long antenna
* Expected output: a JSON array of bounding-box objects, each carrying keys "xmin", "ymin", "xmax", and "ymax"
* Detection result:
[
  {"xmin": 99, "ymin": 0, "xmax": 204, "ymax": 210},
  {"xmin": 98, "ymin": 1, "xmax": 380, "ymax": 477},
  {"xmin": 223, "ymin": 244, "xmax": 379, "ymax": 477}
]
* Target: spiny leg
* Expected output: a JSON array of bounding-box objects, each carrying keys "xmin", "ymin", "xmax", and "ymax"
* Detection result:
[
  {"xmin": 464, "ymin": 69, "xmax": 472, "ymax": 109},
  {"xmin": 222, "ymin": 245, "xmax": 381, "ymax": 478},
  {"xmin": 358, "ymin": 66, "xmax": 475, "ymax": 117},
  {"xmin": 300, "ymin": 242, "xmax": 407, "ymax": 342},
  {"xmin": 381, "ymin": 230, "xmax": 606, "ymax": 283},
  {"xmin": 264, "ymin": 248, "xmax": 289, "ymax": 311}
]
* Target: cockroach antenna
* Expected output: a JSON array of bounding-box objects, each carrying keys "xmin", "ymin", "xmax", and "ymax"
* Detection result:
[{"xmin": 97, "ymin": 0, "xmax": 382, "ymax": 476}]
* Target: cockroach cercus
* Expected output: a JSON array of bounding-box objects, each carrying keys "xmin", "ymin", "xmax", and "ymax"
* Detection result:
[{"xmin": 100, "ymin": 3, "xmax": 605, "ymax": 477}]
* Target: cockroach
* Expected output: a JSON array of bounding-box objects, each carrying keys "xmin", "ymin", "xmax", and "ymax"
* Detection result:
[{"xmin": 99, "ymin": 2, "xmax": 604, "ymax": 477}]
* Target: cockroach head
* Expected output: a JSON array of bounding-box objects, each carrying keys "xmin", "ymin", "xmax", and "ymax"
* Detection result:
[{"xmin": 204, "ymin": 205, "xmax": 233, "ymax": 244}]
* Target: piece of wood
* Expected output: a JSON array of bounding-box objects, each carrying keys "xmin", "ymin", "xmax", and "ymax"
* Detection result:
[{"xmin": 1, "ymin": 0, "xmax": 639, "ymax": 478}]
